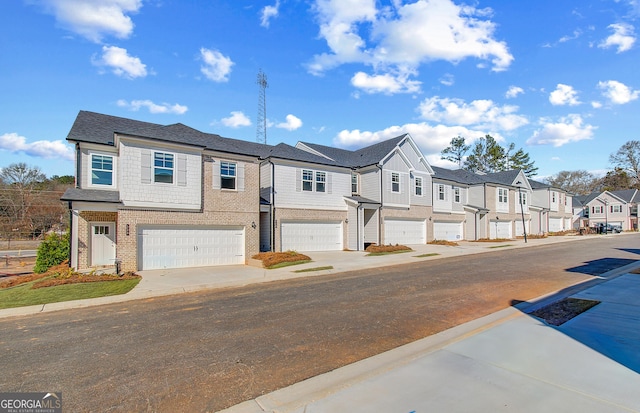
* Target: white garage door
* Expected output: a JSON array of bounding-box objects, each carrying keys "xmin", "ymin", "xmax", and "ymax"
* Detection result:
[
  {"xmin": 490, "ymin": 221, "xmax": 512, "ymax": 239},
  {"xmin": 433, "ymin": 222, "xmax": 463, "ymax": 241},
  {"xmin": 138, "ymin": 226, "xmax": 244, "ymax": 270},
  {"xmin": 515, "ymin": 219, "xmax": 530, "ymax": 237},
  {"xmin": 549, "ymin": 218, "xmax": 563, "ymax": 232},
  {"xmin": 384, "ymin": 218, "xmax": 426, "ymax": 245},
  {"xmin": 281, "ymin": 221, "xmax": 342, "ymax": 252}
]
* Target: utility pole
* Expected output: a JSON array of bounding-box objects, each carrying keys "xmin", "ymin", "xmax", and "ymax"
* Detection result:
[{"xmin": 256, "ymin": 69, "xmax": 268, "ymax": 144}]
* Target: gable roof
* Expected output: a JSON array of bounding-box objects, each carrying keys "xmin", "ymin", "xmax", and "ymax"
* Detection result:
[
  {"xmin": 69, "ymin": 110, "xmax": 277, "ymax": 158},
  {"xmin": 297, "ymin": 135, "xmax": 408, "ymax": 168}
]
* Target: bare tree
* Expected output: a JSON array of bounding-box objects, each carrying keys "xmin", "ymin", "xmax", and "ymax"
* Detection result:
[
  {"xmin": 609, "ymin": 140, "xmax": 640, "ymax": 183},
  {"xmin": 543, "ymin": 170, "xmax": 599, "ymax": 195}
]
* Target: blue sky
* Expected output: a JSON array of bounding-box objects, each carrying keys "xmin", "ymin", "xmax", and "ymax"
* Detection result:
[{"xmin": 2, "ymin": 0, "xmax": 640, "ymax": 179}]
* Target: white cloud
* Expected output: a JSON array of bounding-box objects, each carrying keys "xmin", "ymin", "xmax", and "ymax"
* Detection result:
[
  {"xmin": 260, "ymin": 1, "xmax": 280, "ymax": 28},
  {"xmin": 599, "ymin": 23, "xmax": 636, "ymax": 53},
  {"xmin": 276, "ymin": 114, "xmax": 303, "ymax": 131},
  {"xmin": 308, "ymin": 0, "xmax": 513, "ymax": 84},
  {"xmin": 351, "ymin": 70, "xmax": 421, "ymax": 94},
  {"xmin": 38, "ymin": 0, "xmax": 142, "ymax": 43},
  {"xmin": 117, "ymin": 99, "xmax": 188, "ymax": 114},
  {"xmin": 549, "ymin": 84, "xmax": 581, "ymax": 106},
  {"xmin": 332, "ymin": 122, "xmax": 504, "ymax": 168},
  {"xmin": 417, "ymin": 96, "xmax": 528, "ymax": 131},
  {"xmin": 505, "ymin": 85, "xmax": 524, "ymax": 98},
  {"xmin": 526, "ymin": 114, "xmax": 596, "ymax": 147},
  {"xmin": 439, "ymin": 73, "xmax": 455, "ymax": 86},
  {"xmin": 597, "ymin": 79, "xmax": 640, "ymax": 104},
  {"xmin": 93, "ymin": 45, "xmax": 147, "ymax": 79},
  {"xmin": 0, "ymin": 132, "xmax": 74, "ymax": 161},
  {"xmin": 591, "ymin": 101, "xmax": 603, "ymax": 108},
  {"xmin": 199, "ymin": 48, "xmax": 234, "ymax": 82},
  {"xmin": 221, "ymin": 111, "xmax": 252, "ymax": 128}
]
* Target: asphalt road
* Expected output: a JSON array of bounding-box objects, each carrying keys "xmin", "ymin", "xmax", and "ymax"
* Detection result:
[{"xmin": 1, "ymin": 235, "xmax": 638, "ymax": 412}]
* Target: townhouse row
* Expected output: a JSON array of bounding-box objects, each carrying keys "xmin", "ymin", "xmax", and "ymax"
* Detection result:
[{"xmin": 62, "ymin": 111, "xmax": 576, "ymax": 273}]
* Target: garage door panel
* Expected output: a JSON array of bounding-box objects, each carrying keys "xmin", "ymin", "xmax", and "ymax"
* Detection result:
[
  {"xmin": 433, "ymin": 222, "xmax": 463, "ymax": 241},
  {"xmin": 384, "ymin": 218, "xmax": 425, "ymax": 245},
  {"xmin": 549, "ymin": 218, "xmax": 563, "ymax": 232},
  {"xmin": 138, "ymin": 226, "xmax": 244, "ymax": 270},
  {"xmin": 490, "ymin": 221, "xmax": 512, "ymax": 239},
  {"xmin": 281, "ymin": 221, "xmax": 342, "ymax": 252}
]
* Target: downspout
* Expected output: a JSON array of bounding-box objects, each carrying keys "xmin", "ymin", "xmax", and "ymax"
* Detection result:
[
  {"xmin": 378, "ymin": 164, "xmax": 384, "ymax": 245},
  {"xmin": 270, "ymin": 160, "xmax": 276, "ymax": 252},
  {"xmin": 67, "ymin": 201, "xmax": 73, "ymax": 268}
]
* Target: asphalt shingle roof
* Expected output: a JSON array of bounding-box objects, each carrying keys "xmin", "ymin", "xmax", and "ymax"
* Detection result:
[
  {"xmin": 298, "ymin": 135, "xmax": 407, "ymax": 168},
  {"xmin": 61, "ymin": 188, "xmax": 121, "ymax": 203},
  {"xmin": 67, "ymin": 111, "xmax": 342, "ymax": 164}
]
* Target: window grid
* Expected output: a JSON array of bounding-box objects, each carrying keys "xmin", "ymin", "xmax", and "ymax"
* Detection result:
[
  {"xmin": 454, "ymin": 187, "xmax": 461, "ymax": 203},
  {"xmin": 316, "ymin": 172, "xmax": 326, "ymax": 192},
  {"xmin": 438, "ymin": 184, "xmax": 445, "ymax": 200},
  {"xmin": 154, "ymin": 152, "xmax": 174, "ymax": 184},
  {"xmin": 391, "ymin": 173, "xmax": 400, "ymax": 193},
  {"xmin": 91, "ymin": 154, "xmax": 113, "ymax": 186},
  {"xmin": 415, "ymin": 177, "xmax": 422, "ymax": 196},
  {"xmin": 302, "ymin": 170, "xmax": 313, "ymax": 191},
  {"xmin": 220, "ymin": 162, "xmax": 236, "ymax": 190}
]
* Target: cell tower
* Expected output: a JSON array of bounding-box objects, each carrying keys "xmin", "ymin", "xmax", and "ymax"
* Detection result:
[{"xmin": 256, "ymin": 69, "xmax": 268, "ymax": 144}]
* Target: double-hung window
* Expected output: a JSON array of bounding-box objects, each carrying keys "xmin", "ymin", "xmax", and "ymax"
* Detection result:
[
  {"xmin": 438, "ymin": 184, "xmax": 445, "ymax": 201},
  {"xmin": 154, "ymin": 152, "xmax": 174, "ymax": 184},
  {"xmin": 315, "ymin": 172, "xmax": 326, "ymax": 192},
  {"xmin": 611, "ymin": 204, "xmax": 622, "ymax": 213},
  {"xmin": 498, "ymin": 188, "xmax": 508, "ymax": 204},
  {"xmin": 454, "ymin": 187, "xmax": 461, "ymax": 203},
  {"xmin": 519, "ymin": 191, "xmax": 527, "ymax": 205},
  {"xmin": 415, "ymin": 177, "xmax": 423, "ymax": 196},
  {"xmin": 351, "ymin": 172, "xmax": 358, "ymax": 194},
  {"xmin": 592, "ymin": 205, "xmax": 603, "ymax": 214},
  {"xmin": 220, "ymin": 162, "xmax": 236, "ymax": 189},
  {"xmin": 91, "ymin": 154, "xmax": 113, "ymax": 186},
  {"xmin": 391, "ymin": 173, "xmax": 400, "ymax": 193},
  {"xmin": 302, "ymin": 170, "xmax": 313, "ymax": 191}
]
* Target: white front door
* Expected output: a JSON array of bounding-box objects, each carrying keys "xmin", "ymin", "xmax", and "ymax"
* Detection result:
[{"xmin": 91, "ymin": 223, "xmax": 116, "ymax": 266}]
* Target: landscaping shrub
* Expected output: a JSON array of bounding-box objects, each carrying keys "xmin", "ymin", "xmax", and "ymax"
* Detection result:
[{"xmin": 34, "ymin": 232, "xmax": 70, "ymax": 273}]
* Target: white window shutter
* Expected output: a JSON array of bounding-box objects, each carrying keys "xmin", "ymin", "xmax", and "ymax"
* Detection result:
[
  {"xmin": 141, "ymin": 151, "xmax": 151, "ymax": 184},
  {"xmin": 295, "ymin": 168, "xmax": 301, "ymax": 192},
  {"xmin": 212, "ymin": 160, "xmax": 221, "ymax": 189},
  {"xmin": 237, "ymin": 162, "xmax": 245, "ymax": 192},
  {"xmin": 327, "ymin": 173, "xmax": 332, "ymax": 194},
  {"xmin": 177, "ymin": 155, "xmax": 187, "ymax": 186}
]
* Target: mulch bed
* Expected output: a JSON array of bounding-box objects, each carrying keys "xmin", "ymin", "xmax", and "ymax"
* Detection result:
[
  {"xmin": 252, "ymin": 251, "xmax": 312, "ymax": 268},
  {"xmin": 530, "ymin": 297, "xmax": 601, "ymax": 326},
  {"xmin": 0, "ymin": 261, "xmax": 140, "ymax": 290},
  {"xmin": 364, "ymin": 244, "xmax": 412, "ymax": 253}
]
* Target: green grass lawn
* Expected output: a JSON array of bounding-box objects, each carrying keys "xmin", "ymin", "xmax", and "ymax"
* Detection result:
[{"xmin": 0, "ymin": 278, "xmax": 140, "ymax": 310}]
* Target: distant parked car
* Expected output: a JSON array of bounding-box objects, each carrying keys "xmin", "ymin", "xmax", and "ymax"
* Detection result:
[{"xmin": 598, "ymin": 223, "xmax": 622, "ymax": 233}]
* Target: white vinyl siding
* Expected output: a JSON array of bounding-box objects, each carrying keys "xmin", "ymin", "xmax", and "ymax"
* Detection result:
[{"xmin": 274, "ymin": 164, "xmax": 348, "ymax": 210}]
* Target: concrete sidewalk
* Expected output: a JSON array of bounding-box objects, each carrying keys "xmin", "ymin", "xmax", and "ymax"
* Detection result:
[
  {"xmin": 221, "ymin": 261, "xmax": 640, "ymax": 413},
  {"xmin": 0, "ymin": 234, "xmax": 593, "ymax": 318}
]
